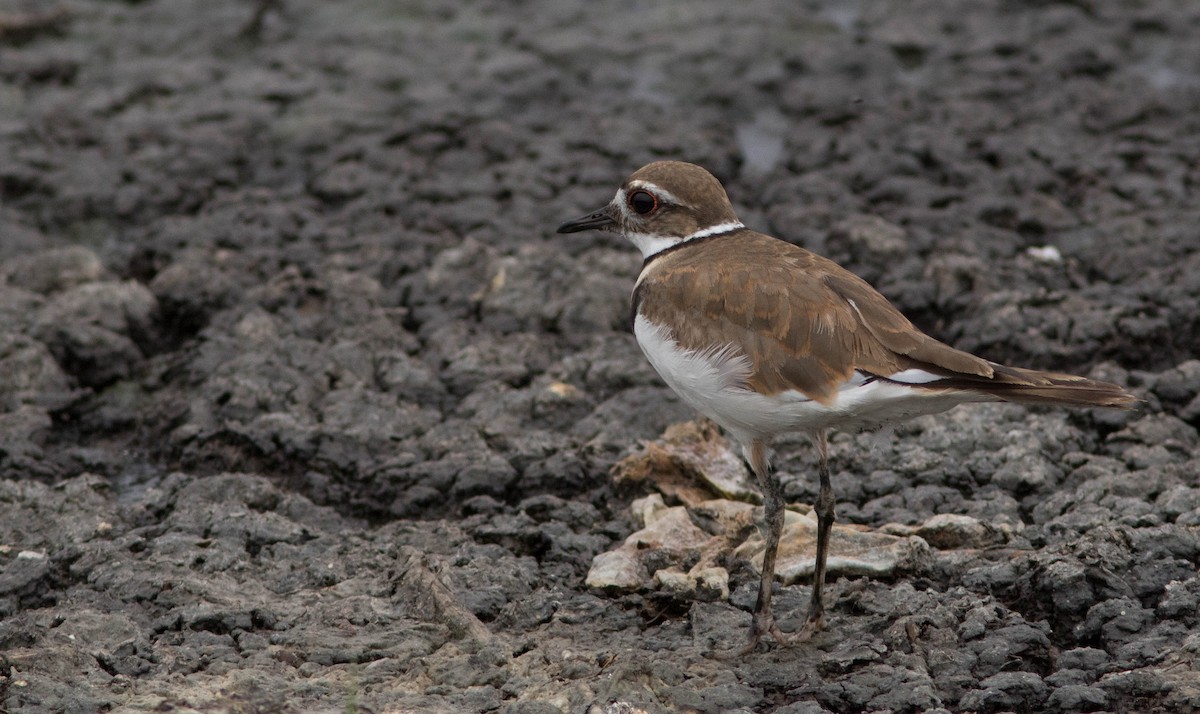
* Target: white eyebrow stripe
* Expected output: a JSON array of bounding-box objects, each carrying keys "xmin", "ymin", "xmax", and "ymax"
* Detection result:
[
  {"xmin": 614, "ymin": 181, "xmax": 686, "ymax": 223},
  {"xmin": 627, "ymin": 180, "xmax": 684, "ymax": 207}
]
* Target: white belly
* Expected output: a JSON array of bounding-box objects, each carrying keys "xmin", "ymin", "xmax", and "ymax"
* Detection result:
[{"xmin": 632, "ymin": 314, "xmax": 989, "ymax": 444}]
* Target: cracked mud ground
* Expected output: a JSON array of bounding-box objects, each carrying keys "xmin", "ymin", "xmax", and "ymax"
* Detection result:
[{"xmin": 2, "ymin": 1, "xmax": 1200, "ymax": 712}]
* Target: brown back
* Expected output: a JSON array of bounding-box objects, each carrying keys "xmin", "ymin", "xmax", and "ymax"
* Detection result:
[{"xmin": 635, "ymin": 230, "xmax": 994, "ymax": 404}]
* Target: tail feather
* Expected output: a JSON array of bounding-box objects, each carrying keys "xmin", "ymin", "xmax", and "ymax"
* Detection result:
[{"xmin": 914, "ymin": 363, "xmax": 1139, "ymax": 409}]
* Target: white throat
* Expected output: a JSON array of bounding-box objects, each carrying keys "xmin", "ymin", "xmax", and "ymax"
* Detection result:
[{"xmin": 626, "ymin": 221, "xmax": 744, "ymax": 259}]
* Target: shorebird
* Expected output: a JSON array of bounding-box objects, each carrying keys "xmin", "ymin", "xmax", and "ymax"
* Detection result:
[{"xmin": 558, "ymin": 160, "xmax": 1137, "ymax": 650}]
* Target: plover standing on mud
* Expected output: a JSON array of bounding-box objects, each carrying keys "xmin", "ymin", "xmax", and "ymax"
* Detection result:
[{"xmin": 558, "ymin": 160, "xmax": 1138, "ymax": 650}]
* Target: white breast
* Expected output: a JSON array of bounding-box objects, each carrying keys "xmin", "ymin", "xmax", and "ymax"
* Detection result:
[{"xmin": 632, "ymin": 314, "xmax": 990, "ymax": 445}]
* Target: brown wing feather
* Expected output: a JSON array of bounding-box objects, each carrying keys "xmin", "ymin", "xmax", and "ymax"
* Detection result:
[
  {"xmin": 637, "ymin": 231, "xmax": 944, "ymax": 404},
  {"xmin": 635, "ymin": 230, "xmax": 1137, "ymax": 411},
  {"xmin": 818, "ymin": 270, "xmax": 993, "ymax": 377}
]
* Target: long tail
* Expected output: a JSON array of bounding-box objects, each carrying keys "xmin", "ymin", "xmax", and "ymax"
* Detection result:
[{"xmin": 918, "ymin": 363, "xmax": 1139, "ymax": 409}]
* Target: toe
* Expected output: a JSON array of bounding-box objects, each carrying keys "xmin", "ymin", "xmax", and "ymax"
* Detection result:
[{"xmin": 786, "ymin": 612, "xmax": 826, "ymax": 644}]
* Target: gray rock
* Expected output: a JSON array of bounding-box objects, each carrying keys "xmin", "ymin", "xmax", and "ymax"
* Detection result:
[
  {"xmin": 32, "ymin": 281, "xmax": 157, "ymax": 387},
  {"xmin": 960, "ymin": 671, "xmax": 1048, "ymax": 712},
  {"xmin": 2, "ymin": 245, "xmax": 107, "ymax": 294},
  {"xmin": 0, "ymin": 333, "xmax": 75, "ymax": 411},
  {"xmin": 1075, "ymin": 597, "xmax": 1155, "ymax": 645},
  {"xmin": 1046, "ymin": 684, "xmax": 1107, "ymax": 712},
  {"xmin": 1158, "ymin": 576, "xmax": 1200, "ymax": 626},
  {"xmin": 148, "ymin": 256, "xmax": 238, "ymax": 339}
]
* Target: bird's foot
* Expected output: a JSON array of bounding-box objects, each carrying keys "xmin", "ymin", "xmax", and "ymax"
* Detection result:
[
  {"xmin": 785, "ymin": 610, "xmax": 826, "ymax": 644},
  {"xmin": 721, "ymin": 609, "xmax": 826, "ymax": 657},
  {"xmin": 710, "ymin": 610, "xmax": 790, "ymax": 658},
  {"xmin": 745, "ymin": 610, "xmax": 792, "ymax": 652}
]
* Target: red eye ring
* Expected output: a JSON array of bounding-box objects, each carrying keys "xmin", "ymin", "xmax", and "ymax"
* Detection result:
[{"xmin": 628, "ymin": 190, "xmax": 658, "ymax": 215}]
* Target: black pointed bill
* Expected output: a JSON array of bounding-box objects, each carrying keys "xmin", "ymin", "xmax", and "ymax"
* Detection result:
[{"xmin": 556, "ymin": 207, "xmax": 615, "ymax": 234}]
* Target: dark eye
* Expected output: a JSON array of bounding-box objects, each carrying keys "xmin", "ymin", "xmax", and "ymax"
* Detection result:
[{"xmin": 628, "ymin": 190, "xmax": 658, "ymax": 215}]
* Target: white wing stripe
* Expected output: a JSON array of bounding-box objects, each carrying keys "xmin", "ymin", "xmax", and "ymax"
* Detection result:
[{"xmin": 884, "ymin": 368, "xmax": 944, "ymax": 384}]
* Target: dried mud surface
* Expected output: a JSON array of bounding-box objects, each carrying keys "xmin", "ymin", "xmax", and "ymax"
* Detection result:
[{"xmin": 2, "ymin": 1, "xmax": 1200, "ymax": 713}]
